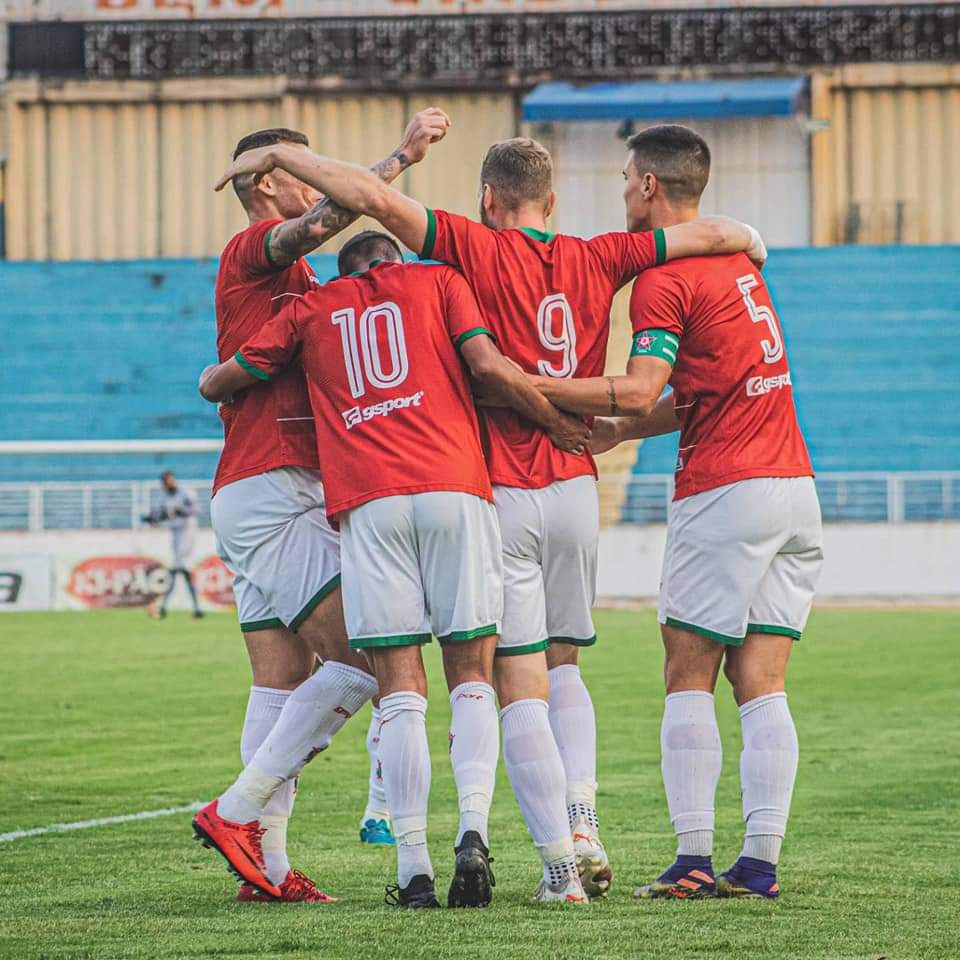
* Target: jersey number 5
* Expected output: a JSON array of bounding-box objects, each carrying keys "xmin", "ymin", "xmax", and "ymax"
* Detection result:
[
  {"xmin": 736, "ymin": 274, "xmax": 783, "ymax": 365},
  {"xmin": 332, "ymin": 302, "xmax": 409, "ymax": 399},
  {"xmin": 536, "ymin": 293, "xmax": 578, "ymax": 379}
]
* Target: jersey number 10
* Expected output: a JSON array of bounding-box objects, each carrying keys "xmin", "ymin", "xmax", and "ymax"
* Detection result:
[
  {"xmin": 332, "ymin": 302, "xmax": 410, "ymax": 400},
  {"xmin": 736, "ymin": 274, "xmax": 784, "ymax": 365}
]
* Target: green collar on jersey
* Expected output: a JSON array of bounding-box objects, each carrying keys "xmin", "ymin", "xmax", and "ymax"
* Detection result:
[
  {"xmin": 346, "ymin": 259, "xmax": 387, "ymax": 278},
  {"xmin": 518, "ymin": 226, "xmax": 555, "ymax": 244}
]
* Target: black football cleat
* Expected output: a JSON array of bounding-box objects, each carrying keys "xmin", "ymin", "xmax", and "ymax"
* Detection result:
[
  {"xmin": 447, "ymin": 831, "xmax": 495, "ymax": 908},
  {"xmin": 384, "ymin": 874, "xmax": 441, "ymax": 909}
]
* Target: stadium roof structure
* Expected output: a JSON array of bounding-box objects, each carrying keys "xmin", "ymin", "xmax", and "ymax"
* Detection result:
[{"xmin": 522, "ymin": 78, "xmax": 807, "ymax": 122}]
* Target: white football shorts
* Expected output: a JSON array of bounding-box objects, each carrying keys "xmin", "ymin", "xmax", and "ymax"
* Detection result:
[
  {"xmin": 659, "ymin": 475, "xmax": 824, "ymax": 644},
  {"xmin": 211, "ymin": 466, "xmax": 341, "ymax": 633},
  {"xmin": 494, "ymin": 474, "xmax": 599, "ymax": 657},
  {"xmin": 340, "ymin": 491, "xmax": 503, "ymax": 649}
]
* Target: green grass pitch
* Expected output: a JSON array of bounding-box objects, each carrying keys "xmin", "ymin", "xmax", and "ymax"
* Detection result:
[{"xmin": 1, "ymin": 608, "xmax": 958, "ymax": 960}]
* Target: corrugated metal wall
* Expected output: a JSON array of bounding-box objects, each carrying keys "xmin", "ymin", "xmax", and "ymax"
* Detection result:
[
  {"xmin": 811, "ymin": 64, "xmax": 960, "ymax": 245},
  {"xmin": 3, "ymin": 81, "xmax": 517, "ymax": 260}
]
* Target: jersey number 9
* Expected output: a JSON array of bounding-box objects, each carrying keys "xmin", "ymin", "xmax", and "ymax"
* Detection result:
[{"xmin": 536, "ymin": 293, "xmax": 578, "ymax": 379}]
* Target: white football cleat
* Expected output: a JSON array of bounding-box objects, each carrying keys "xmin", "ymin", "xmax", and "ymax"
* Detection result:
[
  {"xmin": 572, "ymin": 819, "xmax": 613, "ymax": 899},
  {"xmin": 533, "ymin": 873, "xmax": 589, "ymax": 905}
]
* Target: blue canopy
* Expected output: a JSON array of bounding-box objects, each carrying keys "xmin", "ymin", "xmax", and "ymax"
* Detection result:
[{"xmin": 522, "ymin": 79, "xmax": 806, "ymax": 122}]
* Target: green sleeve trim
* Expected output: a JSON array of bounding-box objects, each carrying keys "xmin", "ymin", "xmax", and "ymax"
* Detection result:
[
  {"xmin": 630, "ymin": 329, "xmax": 680, "ymax": 365},
  {"xmin": 495, "ymin": 639, "xmax": 550, "ymax": 658},
  {"xmin": 747, "ymin": 623, "xmax": 802, "ymax": 641},
  {"xmin": 263, "ymin": 226, "xmax": 280, "ymax": 269},
  {"xmin": 234, "ymin": 351, "xmax": 272, "ymax": 382},
  {"xmin": 239, "ymin": 617, "xmax": 284, "ymax": 633},
  {"xmin": 664, "ymin": 617, "xmax": 744, "ymax": 646},
  {"xmin": 654, "ymin": 227, "xmax": 667, "ymax": 265},
  {"xmin": 350, "ymin": 632, "xmax": 433, "ymax": 650},
  {"xmin": 548, "ymin": 634, "xmax": 597, "ymax": 648},
  {"xmin": 455, "ymin": 327, "xmax": 495, "ymax": 351},
  {"xmin": 289, "ymin": 575, "xmax": 341, "ymax": 631},
  {"xmin": 420, "ymin": 208, "xmax": 437, "ymax": 260},
  {"xmin": 438, "ymin": 623, "xmax": 499, "ymax": 645}
]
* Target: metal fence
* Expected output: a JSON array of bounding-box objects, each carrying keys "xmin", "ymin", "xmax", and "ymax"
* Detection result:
[
  {"xmin": 0, "ymin": 472, "xmax": 958, "ymax": 532},
  {"xmin": 620, "ymin": 472, "xmax": 960, "ymax": 525}
]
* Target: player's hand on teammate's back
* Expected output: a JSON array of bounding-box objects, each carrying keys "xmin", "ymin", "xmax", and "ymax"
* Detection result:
[
  {"xmin": 399, "ymin": 108, "xmax": 452, "ymax": 164},
  {"xmin": 588, "ymin": 418, "xmax": 620, "ymax": 456},
  {"xmin": 548, "ymin": 412, "xmax": 592, "ymax": 455}
]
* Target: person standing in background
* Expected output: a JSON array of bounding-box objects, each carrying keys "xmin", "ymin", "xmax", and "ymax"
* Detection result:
[{"xmin": 146, "ymin": 470, "xmax": 204, "ymax": 620}]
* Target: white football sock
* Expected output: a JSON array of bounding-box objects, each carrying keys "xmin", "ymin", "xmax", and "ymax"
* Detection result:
[
  {"xmin": 219, "ymin": 663, "xmax": 377, "ymax": 824},
  {"xmin": 448, "ymin": 681, "xmax": 499, "ymax": 848},
  {"xmin": 501, "ymin": 698, "xmax": 574, "ymax": 881},
  {"xmin": 362, "ymin": 706, "xmax": 390, "ymax": 824},
  {"xmin": 238, "ymin": 686, "xmax": 296, "ymax": 883},
  {"xmin": 379, "ymin": 691, "xmax": 433, "ymax": 887},
  {"xmin": 738, "ymin": 692, "xmax": 799, "ymax": 866},
  {"xmin": 547, "ymin": 664, "xmax": 599, "ymax": 831},
  {"xmin": 661, "ymin": 691, "xmax": 723, "ymax": 859}
]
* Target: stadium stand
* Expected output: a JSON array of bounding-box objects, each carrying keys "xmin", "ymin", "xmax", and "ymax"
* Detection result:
[{"xmin": 2, "ymin": 247, "xmax": 958, "ymax": 525}]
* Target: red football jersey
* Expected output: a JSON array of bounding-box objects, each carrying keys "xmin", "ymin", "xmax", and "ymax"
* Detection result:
[
  {"xmin": 236, "ymin": 261, "xmax": 493, "ymax": 519},
  {"xmin": 212, "ymin": 218, "xmax": 320, "ymax": 495},
  {"xmin": 422, "ymin": 209, "xmax": 664, "ymax": 489},
  {"xmin": 629, "ymin": 253, "xmax": 813, "ymax": 500}
]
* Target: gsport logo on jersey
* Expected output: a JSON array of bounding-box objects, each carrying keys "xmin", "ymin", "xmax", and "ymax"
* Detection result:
[
  {"xmin": 746, "ymin": 372, "xmax": 792, "ymax": 397},
  {"xmin": 341, "ymin": 390, "xmax": 425, "ymax": 430}
]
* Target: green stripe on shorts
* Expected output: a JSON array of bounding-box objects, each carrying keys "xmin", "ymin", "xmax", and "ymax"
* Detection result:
[
  {"xmin": 350, "ymin": 632, "xmax": 432, "ymax": 650},
  {"xmin": 548, "ymin": 634, "xmax": 597, "ymax": 648},
  {"xmin": 289, "ymin": 574, "xmax": 341, "ymax": 632},
  {"xmin": 664, "ymin": 617, "xmax": 744, "ymax": 646},
  {"xmin": 495, "ymin": 639, "xmax": 550, "ymax": 658},
  {"xmin": 747, "ymin": 622, "xmax": 803, "ymax": 641},
  {"xmin": 240, "ymin": 617, "xmax": 284, "ymax": 633},
  {"xmin": 438, "ymin": 623, "xmax": 499, "ymax": 646}
]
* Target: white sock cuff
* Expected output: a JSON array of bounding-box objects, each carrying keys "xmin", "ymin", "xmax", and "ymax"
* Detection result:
[
  {"xmin": 739, "ymin": 691, "xmax": 787, "ymax": 719},
  {"xmin": 248, "ymin": 686, "xmax": 293, "ymax": 709},
  {"xmin": 380, "ymin": 690, "xmax": 428, "ymax": 725},
  {"xmin": 566, "ymin": 782, "xmax": 598, "ymax": 807},
  {"xmin": 537, "ymin": 837, "xmax": 575, "ymax": 863},
  {"xmin": 665, "ymin": 690, "xmax": 715, "ymax": 706},
  {"xmin": 449, "ymin": 681, "xmax": 496, "ymax": 707},
  {"xmin": 320, "ymin": 661, "xmax": 379, "ymax": 709},
  {"xmin": 499, "ymin": 697, "xmax": 548, "ymax": 723},
  {"xmin": 547, "ymin": 663, "xmax": 581, "ymax": 685}
]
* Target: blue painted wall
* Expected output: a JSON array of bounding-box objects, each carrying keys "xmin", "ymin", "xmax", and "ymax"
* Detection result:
[
  {"xmin": 632, "ymin": 246, "xmax": 960, "ymax": 476},
  {"xmin": 1, "ymin": 247, "xmax": 957, "ymax": 482}
]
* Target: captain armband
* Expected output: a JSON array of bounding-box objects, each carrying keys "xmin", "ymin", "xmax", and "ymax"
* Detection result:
[{"xmin": 630, "ymin": 329, "xmax": 680, "ymax": 366}]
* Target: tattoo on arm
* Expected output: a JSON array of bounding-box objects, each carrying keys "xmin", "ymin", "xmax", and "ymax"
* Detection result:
[
  {"xmin": 269, "ymin": 148, "xmax": 413, "ymax": 263},
  {"xmin": 607, "ymin": 377, "xmax": 619, "ymax": 416}
]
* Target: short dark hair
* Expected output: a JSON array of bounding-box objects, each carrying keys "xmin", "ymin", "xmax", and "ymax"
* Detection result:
[
  {"xmin": 337, "ymin": 231, "xmax": 404, "ymax": 276},
  {"xmin": 626, "ymin": 124, "xmax": 711, "ymax": 203},
  {"xmin": 160, "ymin": 471, "xmax": 174, "ymax": 481},
  {"xmin": 480, "ymin": 137, "xmax": 553, "ymax": 210},
  {"xmin": 232, "ymin": 127, "xmax": 308, "ymax": 161}
]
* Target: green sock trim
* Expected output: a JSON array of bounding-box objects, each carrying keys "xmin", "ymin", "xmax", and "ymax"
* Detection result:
[
  {"xmin": 240, "ymin": 617, "xmax": 284, "ymax": 633},
  {"xmin": 438, "ymin": 623, "xmax": 499, "ymax": 645},
  {"xmin": 289, "ymin": 574, "xmax": 341, "ymax": 631},
  {"xmin": 495, "ymin": 639, "xmax": 550, "ymax": 657},
  {"xmin": 747, "ymin": 623, "xmax": 802, "ymax": 641},
  {"xmin": 350, "ymin": 632, "xmax": 432, "ymax": 650},
  {"xmin": 664, "ymin": 617, "xmax": 744, "ymax": 646}
]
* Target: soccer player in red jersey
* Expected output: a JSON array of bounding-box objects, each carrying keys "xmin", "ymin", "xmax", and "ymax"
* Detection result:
[
  {"xmin": 194, "ymin": 111, "xmax": 449, "ymax": 902},
  {"xmin": 528, "ymin": 125, "xmax": 823, "ymax": 901},
  {"xmin": 214, "ymin": 133, "xmax": 764, "ymax": 901},
  {"xmin": 199, "ymin": 230, "xmax": 589, "ymax": 908}
]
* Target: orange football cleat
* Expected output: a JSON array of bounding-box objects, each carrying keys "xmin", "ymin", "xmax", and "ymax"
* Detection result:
[{"xmin": 237, "ymin": 870, "xmax": 338, "ymax": 903}]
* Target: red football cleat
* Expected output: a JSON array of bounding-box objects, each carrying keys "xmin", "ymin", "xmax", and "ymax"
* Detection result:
[
  {"xmin": 237, "ymin": 870, "xmax": 338, "ymax": 903},
  {"xmin": 192, "ymin": 799, "xmax": 281, "ymax": 898}
]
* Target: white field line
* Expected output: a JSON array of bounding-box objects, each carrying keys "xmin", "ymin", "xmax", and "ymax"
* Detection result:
[{"xmin": 0, "ymin": 801, "xmax": 203, "ymax": 843}]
